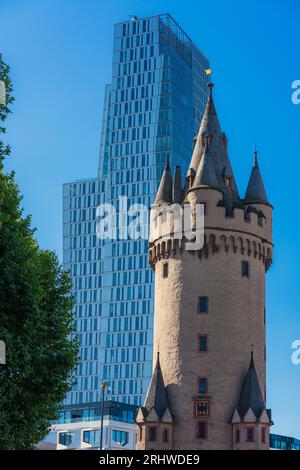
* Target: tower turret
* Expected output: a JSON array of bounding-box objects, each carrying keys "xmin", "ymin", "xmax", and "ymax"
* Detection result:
[
  {"xmin": 153, "ymin": 156, "xmax": 173, "ymax": 205},
  {"xmin": 172, "ymin": 166, "xmax": 182, "ymax": 204},
  {"xmin": 136, "ymin": 353, "xmax": 174, "ymax": 450},
  {"xmin": 137, "ymin": 84, "xmax": 274, "ymax": 450},
  {"xmin": 192, "ymin": 142, "xmax": 219, "ymax": 189},
  {"xmin": 245, "ymin": 150, "xmax": 269, "ymax": 205},
  {"xmin": 231, "ymin": 352, "xmax": 272, "ymax": 450}
]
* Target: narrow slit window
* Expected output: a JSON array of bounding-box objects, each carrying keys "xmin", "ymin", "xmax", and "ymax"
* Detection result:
[
  {"xmin": 199, "ymin": 335, "xmax": 208, "ymax": 352},
  {"xmin": 198, "ymin": 377, "xmax": 207, "ymax": 394},
  {"xmin": 241, "ymin": 261, "xmax": 250, "ymax": 278},
  {"xmin": 163, "ymin": 263, "xmax": 169, "ymax": 279}
]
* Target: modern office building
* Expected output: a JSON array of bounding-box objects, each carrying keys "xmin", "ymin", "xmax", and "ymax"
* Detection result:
[
  {"xmin": 63, "ymin": 14, "xmax": 210, "ymax": 406},
  {"xmin": 38, "ymin": 401, "xmax": 137, "ymax": 450},
  {"xmin": 270, "ymin": 433, "xmax": 300, "ymax": 451}
]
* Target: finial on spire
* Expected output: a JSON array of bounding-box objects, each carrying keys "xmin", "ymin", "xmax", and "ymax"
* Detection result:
[
  {"xmin": 208, "ymin": 82, "xmax": 214, "ymax": 96},
  {"xmin": 251, "ymin": 338, "xmax": 254, "ymax": 360},
  {"xmin": 254, "ymin": 146, "xmax": 258, "ymax": 168}
]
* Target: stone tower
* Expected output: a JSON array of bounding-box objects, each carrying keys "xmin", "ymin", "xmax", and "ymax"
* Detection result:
[{"xmin": 136, "ymin": 84, "xmax": 273, "ymax": 450}]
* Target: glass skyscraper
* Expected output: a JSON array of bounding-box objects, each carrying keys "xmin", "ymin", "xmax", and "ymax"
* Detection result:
[{"xmin": 63, "ymin": 14, "xmax": 210, "ymax": 406}]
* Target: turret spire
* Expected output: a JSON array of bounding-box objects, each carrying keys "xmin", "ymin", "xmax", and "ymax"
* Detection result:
[
  {"xmin": 188, "ymin": 82, "xmax": 221, "ymax": 175},
  {"xmin": 154, "ymin": 154, "xmax": 173, "ymax": 205},
  {"xmin": 143, "ymin": 352, "xmax": 173, "ymax": 419},
  {"xmin": 236, "ymin": 352, "xmax": 266, "ymax": 420},
  {"xmin": 172, "ymin": 165, "xmax": 182, "ymax": 203},
  {"xmin": 244, "ymin": 149, "xmax": 269, "ymax": 204},
  {"xmin": 192, "ymin": 141, "xmax": 219, "ymax": 189},
  {"xmin": 186, "ymin": 83, "xmax": 241, "ymax": 210}
]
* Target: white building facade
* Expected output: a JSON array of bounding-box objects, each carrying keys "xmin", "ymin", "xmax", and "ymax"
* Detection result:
[{"xmin": 38, "ymin": 401, "xmax": 137, "ymax": 450}]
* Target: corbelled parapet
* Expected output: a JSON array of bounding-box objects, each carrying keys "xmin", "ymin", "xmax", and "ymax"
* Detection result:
[{"xmin": 149, "ymin": 84, "xmax": 273, "ymax": 272}]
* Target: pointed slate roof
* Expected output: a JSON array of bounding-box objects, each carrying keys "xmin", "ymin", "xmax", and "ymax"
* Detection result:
[
  {"xmin": 189, "ymin": 83, "xmax": 222, "ymax": 175},
  {"xmin": 143, "ymin": 352, "xmax": 173, "ymax": 420},
  {"xmin": 192, "ymin": 142, "xmax": 219, "ymax": 189},
  {"xmin": 245, "ymin": 150, "xmax": 269, "ymax": 204},
  {"xmin": 237, "ymin": 352, "xmax": 266, "ymax": 420},
  {"xmin": 172, "ymin": 165, "xmax": 182, "ymax": 203},
  {"xmin": 186, "ymin": 84, "xmax": 241, "ymax": 208},
  {"xmin": 154, "ymin": 156, "xmax": 173, "ymax": 205}
]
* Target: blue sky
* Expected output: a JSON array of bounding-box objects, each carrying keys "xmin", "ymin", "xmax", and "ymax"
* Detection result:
[{"xmin": 1, "ymin": 0, "xmax": 300, "ymax": 439}]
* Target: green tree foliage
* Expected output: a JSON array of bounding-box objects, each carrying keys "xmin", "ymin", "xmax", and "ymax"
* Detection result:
[{"xmin": 0, "ymin": 55, "xmax": 78, "ymax": 449}]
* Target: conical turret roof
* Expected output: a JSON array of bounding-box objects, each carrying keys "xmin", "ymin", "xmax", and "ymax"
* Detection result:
[
  {"xmin": 237, "ymin": 352, "xmax": 266, "ymax": 420},
  {"xmin": 245, "ymin": 150, "xmax": 269, "ymax": 204},
  {"xmin": 192, "ymin": 142, "xmax": 219, "ymax": 188},
  {"xmin": 172, "ymin": 165, "xmax": 182, "ymax": 203},
  {"xmin": 143, "ymin": 352, "xmax": 173, "ymax": 419},
  {"xmin": 186, "ymin": 83, "xmax": 240, "ymax": 206},
  {"xmin": 154, "ymin": 156, "xmax": 173, "ymax": 205}
]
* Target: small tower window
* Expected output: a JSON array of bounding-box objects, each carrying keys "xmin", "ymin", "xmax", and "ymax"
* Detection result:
[
  {"xmin": 235, "ymin": 429, "xmax": 240, "ymax": 443},
  {"xmin": 261, "ymin": 427, "xmax": 266, "ymax": 444},
  {"xmin": 246, "ymin": 427, "xmax": 255, "ymax": 442},
  {"xmin": 163, "ymin": 262, "xmax": 169, "ymax": 279},
  {"xmin": 163, "ymin": 429, "xmax": 168, "ymax": 443},
  {"xmin": 198, "ymin": 297, "xmax": 209, "ymax": 313},
  {"xmin": 197, "ymin": 422, "xmax": 207, "ymax": 439},
  {"xmin": 241, "ymin": 261, "xmax": 250, "ymax": 278},
  {"xmin": 198, "ymin": 377, "xmax": 207, "ymax": 394},
  {"xmin": 198, "ymin": 335, "xmax": 208, "ymax": 352},
  {"xmin": 149, "ymin": 426, "xmax": 157, "ymax": 441}
]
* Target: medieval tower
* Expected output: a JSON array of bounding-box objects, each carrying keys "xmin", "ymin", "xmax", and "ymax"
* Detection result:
[{"xmin": 136, "ymin": 84, "xmax": 274, "ymax": 450}]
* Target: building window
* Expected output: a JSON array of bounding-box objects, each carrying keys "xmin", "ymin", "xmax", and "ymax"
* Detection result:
[
  {"xmin": 197, "ymin": 422, "xmax": 207, "ymax": 439},
  {"xmin": 149, "ymin": 426, "xmax": 157, "ymax": 442},
  {"xmin": 163, "ymin": 429, "xmax": 168, "ymax": 443},
  {"xmin": 195, "ymin": 400, "xmax": 209, "ymax": 418},
  {"xmin": 139, "ymin": 427, "xmax": 143, "ymax": 441},
  {"xmin": 261, "ymin": 427, "xmax": 266, "ymax": 444},
  {"xmin": 235, "ymin": 429, "xmax": 240, "ymax": 443},
  {"xmin": 58, "ymin": 432, "xmax": 74, "ymax": 446},
  {"xmin": 246, "ymin": 427, "xmax": 255, "ymax": 442},
  {"xmin": 83, "ymin": 430, "xmax": 100, "ymax": 446},
  {"xmin": 198, "ymin": 377, "xmax": 207, "ymax": 394},
  {"xmin": 198, "ymin": 335, "xmax": 208, "ymax": 352},
  {"xmin": 241, "ymin": 261, "xmax": 250, "ymax": 278},
  {"xmin": 198, "ymin": 297, "xmax": 208, "ymax": 313},
  {"xmin": 112, "ymin": 429, "xmax": 129, "ymax": 446},
  {"xmin": 163, "ymin": 263, "xmax": 168, "ymax": 279}
]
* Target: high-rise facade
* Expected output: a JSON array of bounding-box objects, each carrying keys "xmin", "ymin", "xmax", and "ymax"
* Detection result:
[{"xmin": 63, "ymin": 14, "xmax": 210, "ymax": 406}]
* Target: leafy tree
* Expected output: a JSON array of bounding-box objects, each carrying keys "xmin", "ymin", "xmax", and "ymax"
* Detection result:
[{"xmin": 0, "ymin": 55, "xmax": 78, "ymax": 449}]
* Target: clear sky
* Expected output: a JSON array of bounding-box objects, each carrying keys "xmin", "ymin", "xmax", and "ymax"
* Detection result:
[{"xmin": 1, "ymin": 0, "xmax": 300, "ymax": 439}]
